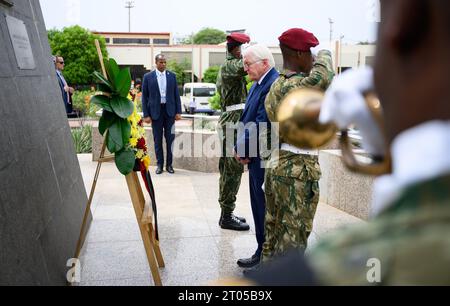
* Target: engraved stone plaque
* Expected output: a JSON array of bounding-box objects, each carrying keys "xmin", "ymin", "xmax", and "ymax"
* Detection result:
[{"xmin": 5, "ymin": 14, "xmax": 36, "ymax": 70}]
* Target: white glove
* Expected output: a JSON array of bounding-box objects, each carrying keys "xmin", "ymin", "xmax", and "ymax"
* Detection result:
[
  {"xmin": 319, "ymin": 67, "xmax": 385, "ymax": 156},
  {"xmin": 311, "ymin": 43, "xmax": 332, "ymax": 57}
]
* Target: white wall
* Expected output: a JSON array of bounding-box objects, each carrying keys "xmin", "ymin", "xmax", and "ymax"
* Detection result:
[{"xmin": 105, "ymin": 43, "xmax": 376, "ymax": 78}]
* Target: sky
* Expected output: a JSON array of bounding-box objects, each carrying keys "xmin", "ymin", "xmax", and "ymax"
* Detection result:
[{"xmin": 39, "ymin": 0, "xmax": 379, "ymax": 47}]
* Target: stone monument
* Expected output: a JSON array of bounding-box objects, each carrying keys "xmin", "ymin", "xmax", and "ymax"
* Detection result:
[{"xmin": 0, "ymin": 0, "xmax": 91, "ymax": 285}]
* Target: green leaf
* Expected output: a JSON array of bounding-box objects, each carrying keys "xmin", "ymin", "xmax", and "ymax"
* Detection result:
[
  {"xmin": 98, "ymin": 110, "xmax": 116, "ymax": 136},
  {"xmin": 120, "ymin": 118, "xmax": 132, "ymax": 145},
  {"xmin": 115, "ymin": 149, "xmax": 136, "ymax": 176},
  {"xmin": 115, "ymin": 67, "xmax": 132, "ymax": 98},
  {"xmin": 105, "ymin": 58, "xmax": 120, "ymax": 87},
  {"xmin": 91, "ymin": 95, "xmax": 113, "ymax": 112},
  {"xmin": 110, "ymin": 95, "xmax": 134, "ymax": 119},
  {"xmin": 93, "ymin": 71, "xmax": 114, "ymax": 91},
  {"xmin": 98, "ymin": 83, "xmax": 112, "ymax": 93},
  {"xmin": 106, "ymin": 118, "xmax": 131, "ymax": 153},
  {"xmin": 107, "ymin": 120, "xmax": 124, "ymax": 153}
]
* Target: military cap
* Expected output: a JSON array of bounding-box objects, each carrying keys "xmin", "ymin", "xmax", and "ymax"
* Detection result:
[
  {"xmin": 279, "ymin": 28, "xmax": 319, "ymax": 52},
  {"xmin": 227, "ymin": 33, "xmax": 251, "ymax": 44}
]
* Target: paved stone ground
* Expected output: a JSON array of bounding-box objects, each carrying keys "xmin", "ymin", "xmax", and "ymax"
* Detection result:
[{"xmin": 77, "ymin": 154, "xmax": 363, "ymax": 286}]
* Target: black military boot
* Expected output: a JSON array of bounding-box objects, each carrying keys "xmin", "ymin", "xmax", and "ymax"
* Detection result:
[
  {"xmin": 219, "ymin": 212, "xmax": 246, "ymax": 225},
  {"xmin": 219, "ymin": 212, "xmax": 250, "ymax": 231}
]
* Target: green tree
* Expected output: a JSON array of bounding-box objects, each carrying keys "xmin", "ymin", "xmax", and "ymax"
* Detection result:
[
  {"xmin": 192, "ymin": 28, "xmax": 226, "ymax": 45},
  {"xmin": 203, "ymin": 66, "xmax": 220, "ymax": 84},
  {"xmin": 208, "ymin": 92, "xmax": 221, "ymax": 111},
  {"xmin": 167, "ymin": 59, "xmax": 192, "ymax": 86},
  {"xmin": 48, "ymin": 26, "xmax": 108, "ymax": 85}
]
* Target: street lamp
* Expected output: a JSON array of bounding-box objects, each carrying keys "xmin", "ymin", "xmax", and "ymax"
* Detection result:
[
  {"xmin": 125, "ymin": 1, "xmax": 135, "ymax": 32},
  {"xmin": 328, "ymin": 18, "xmax": 334, "ymax": 45},
  {"xmin": 339, "ymin": 35, "xmax": 344, "ymax": 74}
]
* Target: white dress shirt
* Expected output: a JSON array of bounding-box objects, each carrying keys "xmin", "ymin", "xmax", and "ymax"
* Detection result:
[
  {"xmin": 258, "ymin": 68, "xmax": 272, "ymax": 85},
  {"xmin": 371, "ymin": 120, "xmax": 450, "ymax": 217},
  {"xmin": 156, "ymin": 70, "xmax": 167, "ymax": 104}
]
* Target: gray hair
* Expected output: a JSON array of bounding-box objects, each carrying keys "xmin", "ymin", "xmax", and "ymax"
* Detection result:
[{"xmin": 243, "ymin": 44, "xmax": 275, "ymax": 68}]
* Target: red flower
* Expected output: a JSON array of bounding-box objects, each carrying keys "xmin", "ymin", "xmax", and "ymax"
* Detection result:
[
  {"xmin": 138, "ymin": 119, "xmax": 144, "ymax": 127},
  {"xmin": 137, "ymin": 138, "xmax": 146, "ymax": 150}
]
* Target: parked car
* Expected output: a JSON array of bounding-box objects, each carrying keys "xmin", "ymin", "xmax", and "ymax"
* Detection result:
[{"xmin": 181, "ymin": 83, "xmax": 216, "ymax": 114}]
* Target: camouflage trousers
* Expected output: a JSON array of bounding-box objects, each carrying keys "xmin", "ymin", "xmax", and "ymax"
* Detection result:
[
  {"xmin": 218, "ymin": 110, "xmax": 244, "ymax": 213},
  {"xmin": 262, "ymin": 150, "xmax": 321, "ymax": 262}
]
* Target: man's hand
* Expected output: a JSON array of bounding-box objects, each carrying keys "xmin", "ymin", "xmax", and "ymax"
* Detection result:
[
  {"xmin": 144, "ymin": 117, "xmax": 152, "ymax": 124},
  {"xmin": 175, "ymin": 114, "xmax": 182, "ymax": 121},
  {"xmin": 234, "ymin": 151, "xmax": 251, "ymax": 165},
  {"xmin": 64, "ymin": 86, "xmax": 75, "ymax": 94}
]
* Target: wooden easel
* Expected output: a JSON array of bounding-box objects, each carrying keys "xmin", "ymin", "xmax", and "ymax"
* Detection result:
[{"xmin": 73, "ymin": 40, "xmax": 165, "ymax": 286}]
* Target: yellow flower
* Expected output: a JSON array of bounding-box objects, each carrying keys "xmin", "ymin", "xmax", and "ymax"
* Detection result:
[
  {"xmin": 129, "ymin": 137, "xmax": 138, "ymax": 147},
  {"xmin": 142, "ymin": 156, "xmax": 151, "ymax": 169},
  {"xmin": 136, "ymin": 149, "xmax": 145, "ymax": 160},
  {"xmin": 131, "ymin": 128, "xmax": 140, "ymax": 139}
]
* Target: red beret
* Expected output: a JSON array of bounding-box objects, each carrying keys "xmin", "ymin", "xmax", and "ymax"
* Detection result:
[
  {"xmin": 279, "ymin": 28, "xmax": 319, "ymax": 52},
  {"xmin": 227, "ymin": 33, "xmax": 251, "ymax": 44}
]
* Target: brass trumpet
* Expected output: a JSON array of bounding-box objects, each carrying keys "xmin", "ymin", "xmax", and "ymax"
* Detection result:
[{"xmin": 277, "ymin": 88, "xmax": 392, "ymax": 176}]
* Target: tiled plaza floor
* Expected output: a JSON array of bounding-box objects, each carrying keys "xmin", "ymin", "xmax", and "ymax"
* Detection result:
[{"xmin": 77, "ymin": 154, "xmax": 363, "ymax": 286}]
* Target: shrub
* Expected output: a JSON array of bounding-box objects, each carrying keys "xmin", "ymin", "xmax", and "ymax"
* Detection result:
[{"xmin": 71, "ymin": 125, "xmax": 92, "ymax": 153}]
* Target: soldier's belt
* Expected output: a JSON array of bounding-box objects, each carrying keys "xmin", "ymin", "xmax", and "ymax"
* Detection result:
[
  {"xmin": 281, "ymin": 143, "xmax": 319, "ymax": 156},
  {"xmin": 226, "ymin": 104, "xmax": 246, "ymax": 112}
]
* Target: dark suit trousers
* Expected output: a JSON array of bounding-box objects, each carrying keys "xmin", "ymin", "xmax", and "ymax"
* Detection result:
[
  {"xmin": 152, "ymin": 104, "xmax": 175, "ymax": 167},
  {"xmin": 249, "ymin": 158, "xmax": 266, "ymax": 257}
]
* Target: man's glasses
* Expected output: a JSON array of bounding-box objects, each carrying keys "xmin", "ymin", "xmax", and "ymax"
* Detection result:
[
  {"xmin": 243, "ymin": 60, "xmax": 263, "ymax": 69},
  {"xmin": 58, "ymin": 61, "xmax": 64, "ymax": 64}
]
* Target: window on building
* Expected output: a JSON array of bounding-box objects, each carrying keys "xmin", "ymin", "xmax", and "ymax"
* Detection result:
[
  {"xmin": 209, "ymin": 52, "xmax": 226, "ymax": 67},
  {"xmin": 365, "ymin": 56, "xmax": 375, "ymax": 67},
  {"xmin": 161, "ymin": 52, "xmax": 191, "ymax": 64},
  {"xmin": 153, "ymin": 39, "xmax": 170, "ymax": 45},
  {"xmin": 104, "ymin": 38, "xmax": 110, "ymax": 43},
  {"xmin": 113, "ymin": 38, "xmax": 150, "ymax": 44}
]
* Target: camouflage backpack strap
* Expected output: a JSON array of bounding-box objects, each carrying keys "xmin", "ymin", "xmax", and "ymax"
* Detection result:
[{"xmin": 283, "ymin": 71, "xmax": 298, "ymax": 79}]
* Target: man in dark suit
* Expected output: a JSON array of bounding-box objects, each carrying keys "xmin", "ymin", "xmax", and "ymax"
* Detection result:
[
  {"xmin": 234, "ymin": 44, "xmax": 279, "ymax": 270},
  {"xmin": 142, "ymin": 54, "xmax": 182, "ymax": 175},
  {"xmin": 54, "ymin": 55, "xmax": 74, "ymax": 116}
]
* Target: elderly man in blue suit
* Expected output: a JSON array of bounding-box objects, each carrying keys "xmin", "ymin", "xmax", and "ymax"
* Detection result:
[
  {"xmin": 142, "ymin": 54, "xmax": 182, "ymax": 175},
  {"xmin": 235, "ymin": 44, "xmax": 279, "ymax": 270}
]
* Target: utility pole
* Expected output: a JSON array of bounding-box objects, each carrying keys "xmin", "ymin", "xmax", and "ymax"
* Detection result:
[
  {"xmin": 339, "ymin": 35, "xmax": 344, "ymax": 74},
  {"xmin": 328, "ymin": 18, "xmax": 334, "ymax": 44},
  {"xmin": 125, "ymin": 1, "xmax": 135, "ymax": 32}
]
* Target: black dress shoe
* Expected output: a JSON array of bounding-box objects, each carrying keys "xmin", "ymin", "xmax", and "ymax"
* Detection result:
[
  {"xmin": 237, "ymin": 254, "xmax": 260, "ymax": 268},
  {"xmin": 156, "ymin": 166, "xmax": 164, "ymax": 175},
  {"xmin": 166, "ymin": 166, "xmax": 175, "ymax": 174},
  {"xmin": 220, "ymin": 213, "xmax": 250, "ymax": 231}
]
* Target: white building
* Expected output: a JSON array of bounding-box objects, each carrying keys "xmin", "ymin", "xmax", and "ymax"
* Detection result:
[{"xmin": 95, "ymin": 32, "xmax": 375, "ymax": 82}]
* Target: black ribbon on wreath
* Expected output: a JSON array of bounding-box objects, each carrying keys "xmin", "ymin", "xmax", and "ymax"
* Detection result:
[{"xmin": 134, "ymin": 161, "xmax": 159, "ymax": 242}]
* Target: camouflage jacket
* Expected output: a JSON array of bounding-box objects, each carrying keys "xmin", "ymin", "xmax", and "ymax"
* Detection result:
[
  {"xmin": 261, "ymin": 50, "xmax": 335, "ymax": 160},
  {"xmin": 308, "ymin": 174, "xmax": 450, "ymax": 285},
  {"xmin": 216, "ymin": 53, "xmax": 248, "ymax": 113}
]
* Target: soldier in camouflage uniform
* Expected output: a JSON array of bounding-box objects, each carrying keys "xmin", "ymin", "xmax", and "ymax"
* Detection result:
[
  {"xmin": 216, "ymin": 33, "xmax": 251, "ymax": 231},
  {"xmin": 245, "ymin": 0, "xmax": 450, "ymax": 285},
  {"xmin": 262, "ymin": 29, "xmax": 335, "ymax": 261}
]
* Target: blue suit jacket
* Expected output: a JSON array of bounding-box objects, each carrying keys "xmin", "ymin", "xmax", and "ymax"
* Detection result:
[
  {"xmin": 236, "ymin": 68, "xmax": 279, "ymax": 161},
  {"xmin": 142, "ymin": 70, "xmax": 182, "ymax": 121}
]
